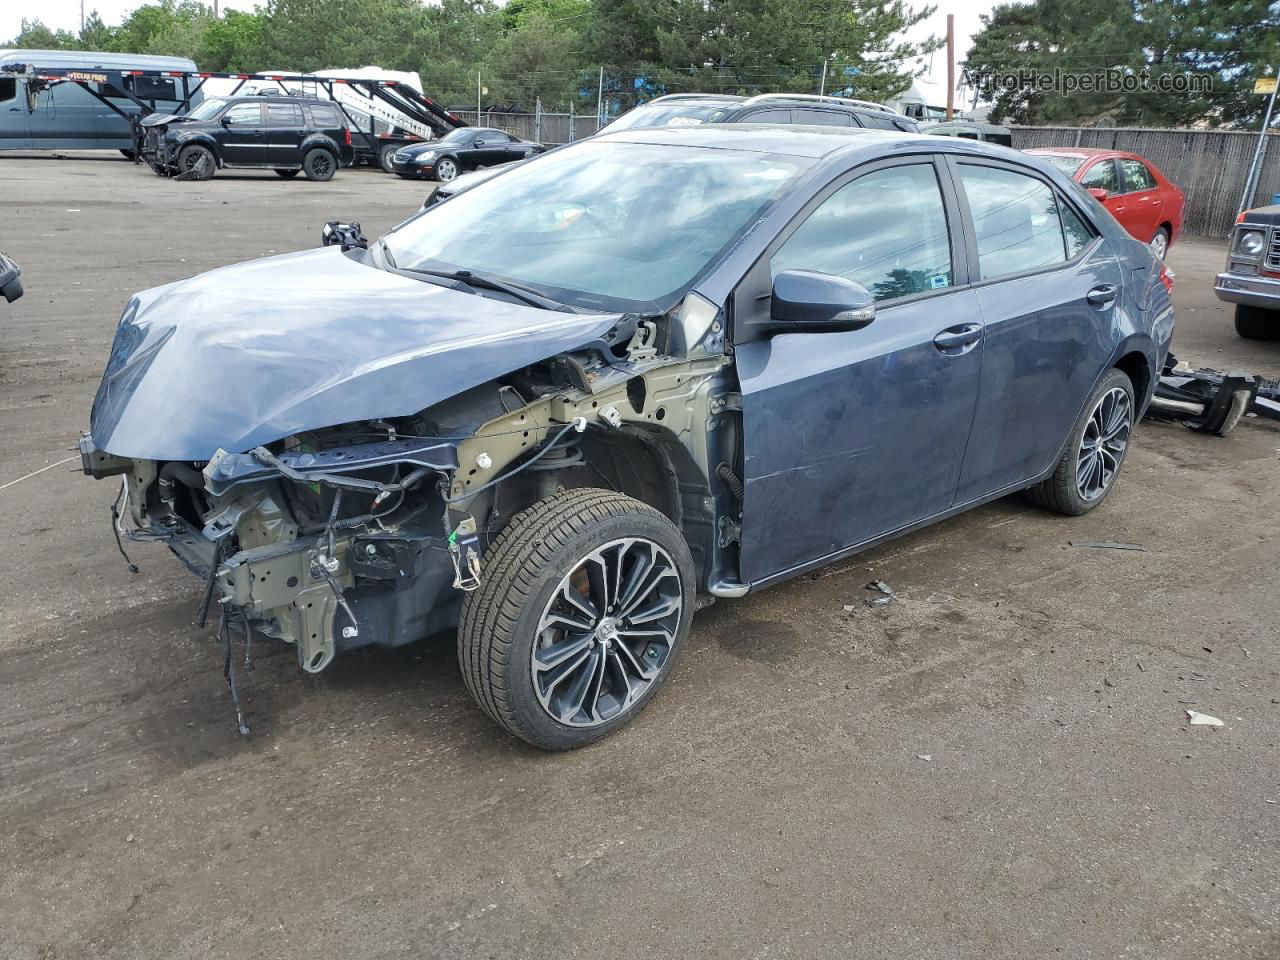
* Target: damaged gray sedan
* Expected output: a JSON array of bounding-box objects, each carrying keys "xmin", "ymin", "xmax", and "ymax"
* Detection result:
[{"xmin": 82, "ymin": 126, "xmax": 1171, "ymax": 749}]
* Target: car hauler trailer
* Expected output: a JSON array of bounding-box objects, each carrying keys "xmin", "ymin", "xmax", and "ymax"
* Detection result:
[
  {"xmin": 0, "ymin": 50, "xmax": 201, "ymax": 154},
  {"xmin": 18, "ymin": 64, "xmax": 467, "ymax": 169}
]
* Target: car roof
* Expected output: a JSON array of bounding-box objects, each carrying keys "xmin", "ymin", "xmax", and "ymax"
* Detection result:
[
  {"xmin": 226, "ymin": 94, "xmax": 330, "ymax": 105},
  {"xmin": 594, "ymin": 123, "xmax": 1013, "ymax": 161}
]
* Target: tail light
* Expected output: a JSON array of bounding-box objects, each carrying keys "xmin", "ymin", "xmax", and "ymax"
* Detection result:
[
  {"xmin": 344, "ymin": 128, "xmax": 352, "ymax": 146},
  {"xmin": 1159, "ymin": 262, "xmax": 1175, "ymax": 293}
]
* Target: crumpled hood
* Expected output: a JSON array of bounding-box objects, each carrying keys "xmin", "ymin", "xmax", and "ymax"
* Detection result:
[
  {"xmin": 90, "ymin": 246, "xmax": 618, "ymax": 461},
  {"xmin": 139, "ymin": 112, "xmax": 188, "ymax": 128}
]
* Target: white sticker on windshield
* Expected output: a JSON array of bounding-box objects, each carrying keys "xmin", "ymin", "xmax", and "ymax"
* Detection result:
[{"xmin": 667, "ymin": 116, "xmax": 706, "ymax": 127}]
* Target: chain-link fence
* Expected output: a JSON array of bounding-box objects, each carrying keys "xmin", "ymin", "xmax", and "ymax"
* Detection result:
[
  {"xmin": 1010, "ymin": 125, "xmax": 1280, "ymax": 238},
  {"xmin": 451, "ymin": 108, "xmax": 604, "ymax": 145}
]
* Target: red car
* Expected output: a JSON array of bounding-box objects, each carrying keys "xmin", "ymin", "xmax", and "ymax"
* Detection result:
[{"xmin": 1026, "ymin": 148, "xmax": 1185, "ymax": 259}]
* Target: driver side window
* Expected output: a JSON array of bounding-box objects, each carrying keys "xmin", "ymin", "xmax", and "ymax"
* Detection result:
[
  {"xmin": 771, "ymin": 163, "xmax": 953, "ymax": 302},
  {"xmin": 1080, "ymin": 160, "xmax": 1118, "ymax": 193},
  {"xmin": 224, "ymin": 103, "xmax": 262, "ymax": 125}
]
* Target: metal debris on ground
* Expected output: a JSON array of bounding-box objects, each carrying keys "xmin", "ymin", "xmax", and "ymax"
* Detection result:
[
  {"xmin": 862, "ymin": 579, "xmax": 895, "ymax": 608},
  {"xmin": 1186, "ymin": 709, "xmax": 1225, "ymax": 727},
  {"xmin": 1145, "ymin": 352, "xmax": 1280, "ymax": 435},
  {"xmin": 1069, "ymin": 541, "xmax": 1147, "ymax": 551},
  {"xmin": 915, "ymin": 754, "xmax": 932, "ymax": 761}
]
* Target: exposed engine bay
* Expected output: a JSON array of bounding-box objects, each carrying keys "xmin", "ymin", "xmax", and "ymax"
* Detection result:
[{"xmin": 81, "ymin": 294, "xmax": 743, "ymax": 730}]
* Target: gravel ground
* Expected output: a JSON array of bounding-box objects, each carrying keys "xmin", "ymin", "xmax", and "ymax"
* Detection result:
[{"xmin": 1, "ymin": 153, "xmax": 1277, "ymax": 960}]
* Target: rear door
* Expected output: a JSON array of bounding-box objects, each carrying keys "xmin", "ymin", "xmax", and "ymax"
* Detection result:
[
  {"xmin": 262, "ymin": 101, "xmax": 306, "ymax": 165},
  {"xmin": 218, "ymin": 101, "xmax": 264, "ymax": 164},
  {"xmin": 950, "ymin": 159, "xmax": 1125, "ymax": 502},
  {"xmin": 736, "ymin": 156, "xmax": 984, "ymax": 582},
  {"xmin": 1116, "ymin": 158, "xmax": 1162, "ymax": 243}
]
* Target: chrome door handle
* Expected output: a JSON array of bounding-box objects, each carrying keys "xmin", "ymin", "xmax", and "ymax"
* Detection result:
[
  {"xmin": 1087, "ymin": 283, "xmax": 1119, "ymax": 306},
  {"xmin": 933, "ymin": 323, "xmax": 983, "ymax": 351}
]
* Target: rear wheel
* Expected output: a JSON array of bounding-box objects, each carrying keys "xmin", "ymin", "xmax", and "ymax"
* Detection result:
[
  {"xmin": 1150, "ymin": 226, "xmax": 1170, "ymax": 260},
  {"xmin": 1027, "ymin": 368, "xmax": 1134, "ymax": 516},
  {"xmin": 435, "ymin": 157, "xmax": 459, "ymax": 182},
  {"xmin": 176, "ymin": 144, "xmax": 215, "ymax": 180},
  {"xmin": 119, "ymin": 148, "xmax": 136, "ymax": 160},
  {"xmin": 302, "ymin": 148, "xmax": 336, "ymax": 182},
  {"xmin": 458, "ymin": 488, "xmax": 695, "ymax": 750},
  {"xmin": 274, "ymin": 168, "xmax": 300, "ymax": 178},
  {"xmin": 378, "ymin": 144, "xmax": 398, "ymax": 173},
  {"xmin": 1235, "ymin": 304, "xmax": 1276, "ymax": 340}
]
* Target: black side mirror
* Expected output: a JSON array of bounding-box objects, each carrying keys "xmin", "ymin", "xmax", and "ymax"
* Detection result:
[
  {"xmin": 767, "ymin": 269, "xmax": 875, "ymax": 334},
  {"xmin": 220, "ymin": 115, "xmax": 233, "ymax": 126},
  {"xmin": 0, "ymin": 252, "xmax": 23, "ymax": 304},
  {"xmin": 321, "ymin": 221, "xmax": 367, "ymax": 251}
]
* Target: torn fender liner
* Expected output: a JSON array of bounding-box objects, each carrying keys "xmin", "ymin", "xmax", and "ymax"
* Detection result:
[{"xmin": 89, "ymin": 246, "xmax": 620, "ymax": 461}]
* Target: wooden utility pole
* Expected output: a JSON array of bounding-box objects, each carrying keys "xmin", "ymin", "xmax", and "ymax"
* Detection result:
[{"xmin": 946, "ymin": 13, "xmax": 955, "ymax": 120}]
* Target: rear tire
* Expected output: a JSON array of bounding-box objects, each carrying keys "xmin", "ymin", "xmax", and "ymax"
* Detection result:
[
  {"xmin": 176, "ymin": 144, "xmax": 215, "ymax": 180},
  {"xmin": 274, "ymin": 168, "xmax": 300, "ymax": 178},
  {"xmin": 378, "ymin": 144, "xmax": 398, "ymax": 173},
  {"xmin": 1027, "ymin": 367, "xmax": 1134, "ymax": 516},
  {"xmin": 119, "ymin": 148, "xmax": 136, "ymax": 160},
  {"xmin": 1150, "ymin": 226, "xmax": 1170, "ymax": 259},
  {"xmin": 457, "ymin": 488, "xmax": 695, "ymax": 751},
  {"xmin": 302, "ymin": 148, "xmax": 336, "ymax": 182},
  {"xmin": 1234, "ymin": 304, "xmax": 1275, "ymax": 340}
]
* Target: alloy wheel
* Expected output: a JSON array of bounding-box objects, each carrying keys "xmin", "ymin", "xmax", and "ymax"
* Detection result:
[
  {"xmin": 310, "ymin": 153, "xmax": 333, "ymax": 178},
  {"xmin": 1076, "ymin": 386, "xmax": 1131, "ymax": 501},
  {"xmin": 1150, "ymin": 232, "xmax": 1168, "ymax": 259},
  {"xmin": 436, "ymin": 159, "xmax": 458, "ymax": 181},
  {"xmin": 531, "ymin": 537, "xmax": 683, "ymax": 728}
]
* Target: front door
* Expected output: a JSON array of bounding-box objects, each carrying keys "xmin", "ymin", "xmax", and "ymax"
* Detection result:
[
  {"xmin": 949, "ymin": 159, "xmax": 1126, "ymax": 502},
  {"xmin": 736, "ymin": 158, "xmax": 984, "ymax": 583},
  {"xmin": 218, "ymin": 101, "xmax": 264, "ymax": 165}
]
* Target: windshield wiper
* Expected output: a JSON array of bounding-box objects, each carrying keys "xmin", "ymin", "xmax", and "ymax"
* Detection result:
[{"xmin": 402, "ymin": 267, "xmax": 574, "ymax": 312}]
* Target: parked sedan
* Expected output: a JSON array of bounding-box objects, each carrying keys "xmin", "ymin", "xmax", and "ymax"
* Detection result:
[
  {"xmin": 1026, "ymin": 148, "xmax": 1185, "ymax": 258},
  {"xmin": 390, "ymin": 127, "xmax": 545, "ymax": 181},
  {"xmin": 81, "ymin": 127, "xmax": 1172, "ymax": 749}
]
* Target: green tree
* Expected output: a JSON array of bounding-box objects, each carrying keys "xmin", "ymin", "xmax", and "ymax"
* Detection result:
[
  {"xmin": 9, "ymin": 18, "xmax": 82, "ymax": 49},
  {"xmin": 966, "ymin": 0, "xmax": 1280, "ymax": 128}
]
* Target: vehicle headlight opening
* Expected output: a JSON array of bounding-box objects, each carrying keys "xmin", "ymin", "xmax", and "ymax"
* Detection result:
[{"xmin": 1237, "ymin": 229, "xmax": 1266, "ymax": 257}]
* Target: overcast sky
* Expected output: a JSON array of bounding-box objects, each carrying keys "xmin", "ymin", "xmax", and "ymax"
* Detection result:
[{"xmin": 3, "ymin": 0, "xmax": 1001, "ymax": 79}]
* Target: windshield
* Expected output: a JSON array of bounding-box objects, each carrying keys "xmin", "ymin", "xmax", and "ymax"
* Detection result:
[
  {"xmin": 604, "ymin": 102, "xmax": 734, "ymax": 132},
  {"xmin": 383, "ymin": 140, "xmax": 809, "ymax": 313},
  {"xmin": 1040, "ymin": 154, "xmax": 1086, "ymax": 176},
  {"xmin": 437, "ymin": 128, "xmax": 472, "ymax": 144},
  {"xmin": 186, "ymin": 98, "xmax": 229, "ymax": 121}
]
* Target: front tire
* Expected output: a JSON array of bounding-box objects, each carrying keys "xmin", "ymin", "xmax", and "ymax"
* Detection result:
[
  {"xmin": 458, "ymin": 488, "xmax": 695, "ymax": 750},
  {"xmin": 435, "ymin": 156, "xmax": 459, "ymax": 182},
  {"xmin": 176, "ymin": 144, "xmax": 215, "ymax": 180},
  {"xmin": 1235, "ymin": 304, "xmax": 1275, "ymax": 340},
  {"xmin": 1027, "ymin": 368, "xmax": 1134, "ymax": 516},
  {"xmin": 274, "ymin": 168, "xmax": 300, "ymax": 178},
  {"xmin": 302, "ymin": 148, "xmax": 336, "ymax": 182}
]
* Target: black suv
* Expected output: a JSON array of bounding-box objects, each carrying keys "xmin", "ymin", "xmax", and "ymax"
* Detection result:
[
  {"xmin": 140, "ymin": 95, "xmax": 355, "ymax": 181},
  {"xmin": 601, "ymin": 93, "xmax": 920, "ymax": 134}
]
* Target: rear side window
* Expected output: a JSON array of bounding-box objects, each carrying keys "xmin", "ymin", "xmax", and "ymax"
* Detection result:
[
  {"xmin": 1120, "ymin": 158, "xmax": 1156, "ymax": 192},
  {"xmin": 795, "ymin": 108, "xmax": 853, "ymax": 127},
  {"xmin": 1060, "ymin": 202, "xmax": 1095, "ymax": 258},
  {"xmin": 858, "ymin": 115, "xmax": 899, "ymax": 130},
  {"xmin": 958, "ymin": 164, "xmax": 1077, "ymax": 278},
  {"xmin": 310, "ymin": 103, "xmax": 342, "ymax": 128},
  {"xmin": 743, "ymin": 108, "xmax": 792, "ymax": 123},
  {"xmin": 0, "ymin": 77, "xmax": 15, "ymax": 103},
  {"xmin": 1080, "ymin": 160, "xmax": 1118, "ymax": 192},
  {"xmin": 771, "ymin": 162, "xmax": 953, "ymax": 301},
  {"xmin": 267, "ymin": 102, "xmax": 305, "ymax": 125}
]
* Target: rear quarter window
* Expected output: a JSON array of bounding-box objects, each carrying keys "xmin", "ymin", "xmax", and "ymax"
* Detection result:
[
  {"xmin": 310, "ymin": 103, "xmax": 343, "ymax": 128},
  {"xmin": 741, "ymin": 108, "xmax": 793, "ymax": 123}
]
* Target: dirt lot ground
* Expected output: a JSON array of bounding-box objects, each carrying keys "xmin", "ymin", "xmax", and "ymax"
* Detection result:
[{"xmin": 1, "ymin": 153, "xmax": 1278, "ymax": 960}]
